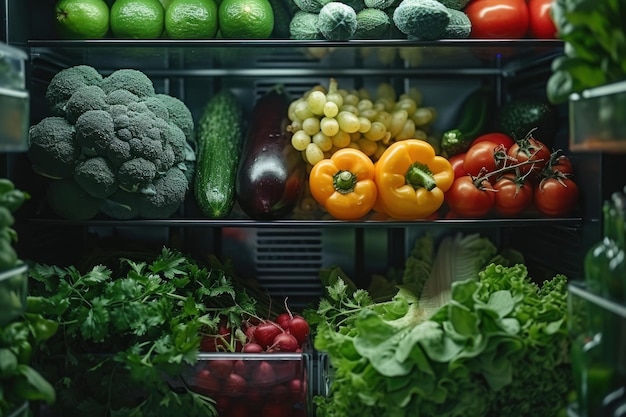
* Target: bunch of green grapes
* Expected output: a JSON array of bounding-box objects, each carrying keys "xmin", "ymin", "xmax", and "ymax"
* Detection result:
[{"xmin": 287, "ymin": 78, "xmax": 437, "ymax": 166}]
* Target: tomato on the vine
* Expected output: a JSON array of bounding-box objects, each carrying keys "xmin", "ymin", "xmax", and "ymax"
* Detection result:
[
  {"xmin": 471, "ymin": 132, "xmax": 515, "ymax": 150},
  {"xmin": 493, "ymin": 173, "xmax": 534, "ymax": 216},
  {"xmin": 528, "ymin": 0, "xmax": 557, "ymax": 39},
  {"xmin": 534, "ymin": 175, "xmax": 579, "ymax": 217},
  {"xmin": 445, "ymin": 176, "xmax": 495, "ymax": 218},
  {"xmin": 448, "ymin": 153, "xmax": 468, "ymax": 179},
  {"xmin": 544, "ymin": 151, "xmax": 574, "ymax": 176},
  {"xmin": 507, "ymin": 135, "xmax": 551, "ymax": 177},
  {"xmin": 465, "ymin": 0, "xmax": 530, "ymax": 39},
  {"xmin": 463, "ymin": 141, "xmax": 508, "ymax": 178}
]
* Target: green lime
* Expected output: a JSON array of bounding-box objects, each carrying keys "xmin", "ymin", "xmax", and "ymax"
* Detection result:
[
  {"xmin": 218, "ymin": 0, "xmax": 274, "ymax": 39},
  {"xmin": 165, "ymin": 0, "xmax": 218, "ymax": 39},
  {"xmin": 110, "ymin": 0, "xmax": 165, "ymax": 39},
  {"xmin": 159, "ymin": 0, "xmax": 173, "ymax": 8},
  {"xmin": 55, "ymin": 0, "xmax": 110, "ymax": 39}
]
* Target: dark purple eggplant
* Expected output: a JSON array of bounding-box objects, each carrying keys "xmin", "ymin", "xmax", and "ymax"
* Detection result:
[{"xmin": 236, "ymin": 87, "xmax": 307, "ymax": 220}]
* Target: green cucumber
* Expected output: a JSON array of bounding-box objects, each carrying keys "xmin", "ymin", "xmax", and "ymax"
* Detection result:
[
  {"xmin": 194, "ymin": 91, "xmax": 244, "ymax": 218},
  {"xmin": 440, "ymin": 86, "xmax": 493, "ymax": 157}
]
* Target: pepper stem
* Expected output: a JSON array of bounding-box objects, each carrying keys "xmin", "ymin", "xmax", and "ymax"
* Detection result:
[
  {"xmin": 406, "ymin": 162, "xmax": 436, "ymax": 191},
  {"xmin": 334, "ymin": 170, "xmax": 357, "ymax": 194}
]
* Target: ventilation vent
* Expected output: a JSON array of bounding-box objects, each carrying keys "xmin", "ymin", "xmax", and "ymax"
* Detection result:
[{"xmin": 254, "ymin": 228, "xmax": 324, "ymax": 310}]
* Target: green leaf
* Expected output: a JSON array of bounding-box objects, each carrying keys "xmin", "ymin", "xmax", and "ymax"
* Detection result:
[
  {"xmin": 80, "ymin": 265, "xmax": 111, "ymax": 285},
  {"xmin": 15, "ymin": 364, "xmax": 56, "ymax": 403},
  {"xmin": 0, "ymin": 347, "xmax": 18, "ymax": 372},
  {"xmin": 486, "ymin": 291, "xmax": 515, "ymax": 318},
  {"xmin": 79, "ymin": 298, "xmax": 111, "ymax": 342}
]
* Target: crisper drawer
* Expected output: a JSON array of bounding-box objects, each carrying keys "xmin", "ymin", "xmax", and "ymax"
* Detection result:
[{"xmin": 180, "ymin": 352, "xmax": 313, "ymax": 417}]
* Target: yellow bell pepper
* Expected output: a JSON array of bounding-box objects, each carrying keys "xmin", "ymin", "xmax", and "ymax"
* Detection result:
[
  {"xmin": 374, "ymin": 139, "xmax": 454, "ymax": 219},
  {"xmin": 309, "ymin": 148, "xmax": 377, "ymax": 220}
]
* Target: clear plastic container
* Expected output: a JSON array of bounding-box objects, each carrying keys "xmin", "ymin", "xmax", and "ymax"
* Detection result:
[
  {"xmin": 181, "ymin": 352, "xmax": 312, "ymax": 417},
  {"xmin": 0, "ymin": 41, "xmax": 29, "ymax": 152},
  {"xmin": 0, "ymin": 263, "xmax": 28, "ymax": 325},
  {"xmin": 569, "ymin": 80, "xmax": 626, "ymax": 153}
]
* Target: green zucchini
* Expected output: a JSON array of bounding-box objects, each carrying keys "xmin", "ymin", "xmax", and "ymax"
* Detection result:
[
  {"xmin": 194, "ymin": 90, "xmax": 244, "ymax": 218},
  {"xmin": 440, "ymin": 86, "xmax": 493, "ymax": 157}
]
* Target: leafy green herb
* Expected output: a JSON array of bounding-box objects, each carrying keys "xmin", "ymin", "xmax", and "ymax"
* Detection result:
[
  {"xmin": 28, "ymin": 247, "xmax": 259, "ymax": 417},
  {"xmin": 547, "ymin": 0, "xmax": 626, "ymax": 103},
  {"xmin": 313, "ymin": 263, "xmax": 571, "ymax": 417}
]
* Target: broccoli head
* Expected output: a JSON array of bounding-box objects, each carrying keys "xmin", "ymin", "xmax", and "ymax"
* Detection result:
[
  {"xmin": 45, "ymin": 65, "xmax": 103, "ymax": 116},
  {"xmin": 46, "ymin": 178, "xmax": 102, "ymax": 220},
  {"xmin": 117, "ymin": 157, "xmax": 158, "ymax": 193},
  {"xmin": 105, "ymin": 89, "xmax": 140, "ymax": 106},
  {"xmin": 31, "ymin": 65, "xmax": 198, "ymax": 219},
  {"xmin": 74, "ymin": 109, "xmax": 116, "ymax": 155},
  {"xmin": 28, "ymin": 117, "xmax": 80, "ymax": 179},
  {"xmin": 100, "ymin": 69, "xmax": 156, "ymax": 98},
  {"xmin": 139, "ymin": 167, "xmax": 188, "ymax": 219},
  {"xmin": 65, "ymin": 85, "xmax": 108, "ymax": 124},
  {"xmin": 143, "ymin": 96, "xmax": 170, "ymax": 121},
  {"xmin": 74, "ymin": 156, "xmax": 118, "ymax": 199},
  {"xmin": 156, "ymin": 94, "xmax": 195, "ymax": 140}
]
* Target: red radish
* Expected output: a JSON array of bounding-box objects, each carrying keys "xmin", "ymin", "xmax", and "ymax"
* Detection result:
[
  {"xmin": 253, "ymin": 322, "xmax": 284, "ymax": 349},
  {"xmin": 287, "ymin": 316, "xmax": 310, "ymax": 346},
  {"xmin": 273, "ymin": 361, "xmax": 297, "ymax": 382},
  {"xmin": 207, "ymin": 360, "xmax": 234, "ymax": 380},
  {"xmin": 194, "ymin": 369, "xmax": 220, "ymax": 394},
  {"xmin": 225, "ymin": 372, "xmax": 247, "ymax": 396},
  {"xmin": 242, "ymin": 342, "xmax": 264, "ymax": 353},
  {"xmin": 251, "ymin": 360, "xmax": 276, "ymax": 387},
  {"xmin": 271, "ymin": 332, "xmax": 299, "ymax": 352},
  {"xmin": 275, "ymin": 312, "xmax": 291, "ymax": 329},
  {"xmin": 287, "ymin": 377, "xmax": 304, "ymax": 394},
  {"xmin": 244, "ymin": 325, "xmax": 257, "ymax": 343},
  {"xmin": 271, "ymin": 383, "xmax": 290, "ymax": 401},
  {"xmin": 245, "ymin": 387, "xmax": 267, "ymax": 407},
  {"xmin": 232, "ymin": 360, "xmax": 249, "ymax": 377}
]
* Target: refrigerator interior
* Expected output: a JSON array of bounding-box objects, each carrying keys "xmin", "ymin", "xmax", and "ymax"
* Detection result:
[
  {"xmin": 3, "ymin": 0, "xmax": 626, "ymax": 302},
  {"xmin": 2, "ymin": 1, "xmax": 626, "ymax": 415}
]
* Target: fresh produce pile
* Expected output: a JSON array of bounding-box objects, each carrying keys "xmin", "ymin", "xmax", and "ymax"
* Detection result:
[
  {"xmin": 288, "ymin": 0, "xmax": 557, "ymax": 40},
  {"xmin": 27, "ymin": 247, "xmax": 311, "ymax": 416},
  {"xmin": 28, "ymin": 64, "xmax": 196, "ymax": 220},
  {"xmin": 287, "ymin": 78, "xmax": 577, "ymax": 220},
  {"xmin": 191, "ymin": 300, "xmax": 312, "ymax": 416},
  {"xmin": 288, "ymin": 79, "xmax": 436, "ymax": 166},
  {"xmin": 194, "ymin": 86, "xmax": 307, "ymax": 220},
  {"xmin": 305, "ymin": 232, "xmax": 572, "ymax": 417},
  {"xmin": 53, "ymin": 0, "xmax": 558, "ymax": 41},
  {"xmin": 444, "ymin": 131, "xmax": 580, "ymax": 218},
  {"xmin": 55, "ymin": 0, "xmax": 276, "ymax": 40},
  {"xmin": 0, "ymin": 179, "xmax": 57, "ymax": 415}
]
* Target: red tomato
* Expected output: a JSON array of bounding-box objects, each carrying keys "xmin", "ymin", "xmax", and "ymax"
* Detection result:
[
  {"xmin": 448, "ymin": 153, "xmax": 468, "ymax": 179},
  {"xmin": 463, "ymin": 141, "xmax": 507, "ymax": 178},
  {"xmin": 445, "ymin": 176, "xmax": 495, "ymax": 218},
  {"xmin": 545, "ymin": 151, "xmax": 574, "ymax": 176},
  {"xmin": 507, "ymin": 137, "xmax": 551, "ymax": 177},
  {"xmin": 534, "ymin": 176, "xmax": 579, "ymax": 217},
  {"xmin": 471, "ymin": 132, "xmax": 515, "ymax": 150},
  {"xmin": 465, "ymin": 0, "xmax": 530, "ymax": 39},
  {"xmin": 528, "ymin": 0, "xmax": 557, "ymax": 39},
  {"xmin": 493, "ymin": 173, "xmax": 534, "ymax": 216}
]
